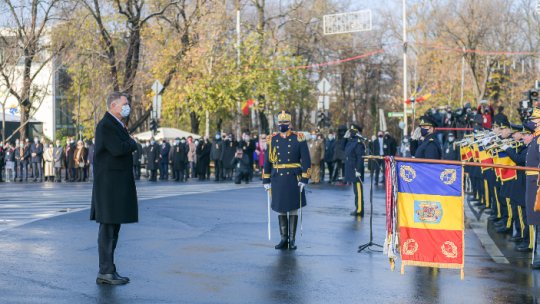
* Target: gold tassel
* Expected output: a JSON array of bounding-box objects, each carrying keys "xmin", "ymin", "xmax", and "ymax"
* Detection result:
[{"xmin": 460, "ymin": 268, "xmax": 464, "ymax": 280}]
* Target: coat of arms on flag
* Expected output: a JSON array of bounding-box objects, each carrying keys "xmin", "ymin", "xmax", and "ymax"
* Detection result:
[{"xmin": 384, "ymin": 159, "xmax": 465, "ymax": 279}]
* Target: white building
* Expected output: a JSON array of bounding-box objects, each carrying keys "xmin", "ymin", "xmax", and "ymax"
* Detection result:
[{"xmin": 0, "ymin": 28, "xmax": 73, "ymax": 141}]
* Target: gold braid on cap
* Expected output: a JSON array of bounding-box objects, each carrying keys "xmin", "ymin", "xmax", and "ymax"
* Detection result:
[{"xmin": 278, "ymin": 111, "xmax": 291, "ymax": 122}]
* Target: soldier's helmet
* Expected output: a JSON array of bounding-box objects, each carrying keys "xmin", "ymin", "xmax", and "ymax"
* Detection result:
[
  {"xmin": 349, "ymin": 124, "xmax": 362, "ymax": 133},
  {"xmin": 418, "ymin": 116, "xmax": 436, "ymax": 127},
  {"xmin": 277, "ymin": 111, "xmax": 292, "ymax": 123}
]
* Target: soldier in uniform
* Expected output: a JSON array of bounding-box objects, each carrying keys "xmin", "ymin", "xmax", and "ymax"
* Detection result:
[
  {"xmin": 344, "ymin": 124, "xmax": 366, "ymax": 216},
  {"xmin": 505, "ymin": 123, "xmax": 533, "ymax": 251},
  {"xmin": 414, "ymin": 116, "xmax": 442, "ymax": 159},
  {"xmin": 146, "ymin": 138, "xmax": 160, "ymax": 182},
  {"xmin": 523, "ymin": 108, "xmax": 540, "ymax": 269},
  {"xmin": 263, "ymin": 111, "xmax": 311, "ymax": 250}
]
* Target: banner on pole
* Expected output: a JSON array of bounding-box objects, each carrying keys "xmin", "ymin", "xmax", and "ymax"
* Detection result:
[{"xmin": 391, "ymin": 161, "xmax": 465, "ymax": 278}]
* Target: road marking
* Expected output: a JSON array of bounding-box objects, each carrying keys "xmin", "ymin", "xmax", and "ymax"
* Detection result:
[
  {"xmin": 0, "ymin": 182, "xmax": 259, "ymax": 232},
  {"xmin": 464, "ymin": 199, "xmax": 509, "ymax": 264}
]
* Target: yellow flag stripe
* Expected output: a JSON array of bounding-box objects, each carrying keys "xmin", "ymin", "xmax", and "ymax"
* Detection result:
[{"xmin": 398, "ymin": 193, "xmax": 464, "ymax": 231}]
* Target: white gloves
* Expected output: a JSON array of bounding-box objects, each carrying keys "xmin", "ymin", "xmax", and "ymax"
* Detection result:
[
  {"xmin": 343, "ymin": 130, "xmax": 351, "ymax": 139},
  {"xmin": 482, "ymin": 137, "xmax": 491, "ymax": 146},
  {"xmin": 298, "ymin": 182, "xmax": 306, "ymax": 192},
  {"xmin": 501, "ymin": 144, "xmax": 511, "ymax": 151},
  {"xmin": 355, "ymin": 171, "xmax": 362, "ymax": 178},
  {"xmin": 264, "ymin": 184, "xmax": 271, "ymax": 191}
]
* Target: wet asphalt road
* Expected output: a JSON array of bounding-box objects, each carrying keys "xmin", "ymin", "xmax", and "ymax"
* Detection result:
[{"xmin": 0, "ymin": 179, "xmax": 540, "ymax": 303}]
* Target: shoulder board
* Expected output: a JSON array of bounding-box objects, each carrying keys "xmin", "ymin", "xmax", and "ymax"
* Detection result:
[
  {"xmin": 272, "ymin": 132, "xmax": 278, "ymax": 137},
  {"xmin": 296, "ymin": 132, "xmax": 306, "ymax": 142}
]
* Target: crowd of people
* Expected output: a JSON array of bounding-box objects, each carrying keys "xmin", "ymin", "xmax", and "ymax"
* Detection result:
[{"xmin": 0, "ymin": 136, "xmax": 93, "ymax": 183}]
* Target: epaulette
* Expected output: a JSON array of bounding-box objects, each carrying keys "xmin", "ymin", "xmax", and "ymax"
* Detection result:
[
  {"xmin": 271, "ymin": 132, "xmax": 278, "ymax": 138},
  {"xmin": 296, "ymin": 132, "xmax": 306, "ymax": 142}
]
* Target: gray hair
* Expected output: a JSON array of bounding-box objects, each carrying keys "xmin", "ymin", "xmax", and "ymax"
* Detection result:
[{"xmin": 106, "ymin": 92, "xmax": 126, "ymax": 110}]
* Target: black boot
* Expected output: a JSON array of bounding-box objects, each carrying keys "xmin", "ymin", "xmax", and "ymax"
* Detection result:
[
  {"xmin": 288, "ymin": 215, "xmax": 298, "ymax": 250},
  {"xmin": 275, "ymin": 215, "xmax": 288, "ymax": 250}
]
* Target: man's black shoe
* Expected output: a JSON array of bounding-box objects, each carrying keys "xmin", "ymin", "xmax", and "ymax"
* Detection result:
[
  {"xmin": 96, "ymin": 273, "xmax": 129, "ymax": 285},
  {"xmin": 350, "ymin": 211, "xmax": 362, "ymax": 216}
]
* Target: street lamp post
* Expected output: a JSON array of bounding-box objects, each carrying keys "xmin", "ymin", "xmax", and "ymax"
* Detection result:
[{"xmin": 402, "ymin": 0, "xmax": 408, "ymax": 137}]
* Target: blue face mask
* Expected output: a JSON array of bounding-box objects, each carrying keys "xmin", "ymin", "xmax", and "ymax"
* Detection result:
[
  {"xmin": 420, "ymin": 128, "xmax": 429, "ymax": 137},
  {"xmin": 279, "ymin": 124, "xmax": 289, "ymax": 132}
]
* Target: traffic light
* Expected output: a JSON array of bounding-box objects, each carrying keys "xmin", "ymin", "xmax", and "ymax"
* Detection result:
[
  {"xmin": 317, "ymin": 112, "xmax": 327, "ymax": 128},
  {"xmin": 150, "ymin": 119, "xmax": 159, "ymax": 134}
]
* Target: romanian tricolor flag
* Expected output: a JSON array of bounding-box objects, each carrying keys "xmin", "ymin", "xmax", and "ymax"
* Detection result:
[
  {"xmin": 396, "ymin": 162, "xmax": 464, "ymax": 278},
  {"xmin": 493, "ymin": 151, "xmax": 517, "ymax": 182},
  {"xmin": 241, "ymin": 99, "xmax": 255, "ymax": 115}
]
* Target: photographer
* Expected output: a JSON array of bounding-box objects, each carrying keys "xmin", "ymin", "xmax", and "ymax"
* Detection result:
[{"xmin": 231, "ymin": 147, "xmax": 251, "ymax": 184}]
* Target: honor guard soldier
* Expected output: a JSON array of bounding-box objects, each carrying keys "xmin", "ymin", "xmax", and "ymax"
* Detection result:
[
  {"xmin": 524, "ymin": 108, "xmax": 540, "ymax": 269},
  {"xmin": 415, "ymin": 116, "xmax": 442, "ymax": 159},
  {"xmin": 344, "ymin": 124, "xmax": 366, "ymax": 216},
  {"xmin": 263, "ymin": 111, "xmax": 311, "ymax": 250}
]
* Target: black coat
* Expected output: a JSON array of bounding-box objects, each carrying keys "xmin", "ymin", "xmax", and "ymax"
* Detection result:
[
  {"xmin": 232, "ymin": 154, "xmax": 251, "ymax": 174},
  {"xmin": 442, "ymin": 142, "xmax": 460, "ymax": 161},
  {"xmin": 210, "ymin": 139, "xmax": 224, "ymax": 161},
  {"xmin": 324, "ymin": 139, "xmax": 335, "ymax": 163},
  {"xmin": 90, "ymin": 112, "xmax": 138, "ymax": 224},
  {"xmin": 414, "ymin": 133, "xmax": 442, "ymax": 159},
  {"xmin": 171, "ymin": 144, "xmax": 188, "ymax": 170},
  {"xmin": 146, "ymin": 143, "xmax": 160, "ymax": 170},
  {"xmin": 344, "ymin": 137, "xmax": 365, "ymax": 183},
  {"xmin": 133, "ymin": 143, "xmax": 143, "ymax": 165},
  {"xmin": 30, "ymin": 143, "xmax": 43, "ymax": 163},
  {"xmin": 222, "ymin": 140, "xmax": 237, "ymax": 169}
]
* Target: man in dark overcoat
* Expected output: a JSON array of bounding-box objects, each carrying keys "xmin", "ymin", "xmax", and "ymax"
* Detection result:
[
  {"xmin": 146, "ymin": 138, "xmax": 160, "ymax": 182},
  {"xmin": 90, "ymin": 92, "xmax": 138, "ymax": 285},
  {"xmin": 263, "ymin": 111, "xmax": 311, "ymax": 250}
]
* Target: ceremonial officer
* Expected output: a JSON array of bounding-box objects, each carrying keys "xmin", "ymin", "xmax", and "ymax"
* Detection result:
[
  {"xmin": 414, "ymin": 116, "xmax": 442, "ymax": 159},
  {"xmin": 344, "ymin": 124, "xmax": 366, "ymax": 216},
  {"xmin": 263, "ymin": 111, "xmax": 311, "ymax": 250},
  {"xmin": 524, "ymin": 108, "xmax": 540, "ymax": 269},
  {"xmin": 493, "ymin": 120, "xmax": 514, "ymax": 234},
  {"xmin": 505, "ymin": 123, "xmax": 533, "ymax": 251}
]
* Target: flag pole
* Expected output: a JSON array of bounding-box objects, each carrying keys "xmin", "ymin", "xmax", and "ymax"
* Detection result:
[{"xmin": 363, "ymin": 155, "xmax": 540, "ymax": 172}]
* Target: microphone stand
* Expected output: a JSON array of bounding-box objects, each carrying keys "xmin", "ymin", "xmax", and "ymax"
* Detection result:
[{"xmin": 358, "ymin": 138, "xmax": 382, "ymax": 253}]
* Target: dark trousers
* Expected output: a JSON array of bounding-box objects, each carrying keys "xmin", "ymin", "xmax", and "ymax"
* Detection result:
[
  {"xmin": 54, "ymin": 167, "xmax": 62, "ymax": 182},
  {"xmin": 352, "ymin": 180, "xmax": 364, "ymax": 216},
  {"xmin": 133, "ymin": 165, "xmax": 141, "ymax": 180},
  {"xmin": 234, "ymin": 172, "xmax": 249, "ymax": 184},
  {"xmin": 159, "ymin": 162, "xmax": 169, "ymax": 180},
  {"xmin": 174, "ymin": 169, "xmax": 185, "ymax": 181},
  {"xmin": 149, "ymin": 169, "xmax": 157, "ymax": 181},
  {"xmin": 98, "ymin": 223, "xmax": 121, "ymax": 274},
  {"xmin": 373, "ymin": 159, "xmax": 384, "ymax": 184},
  {"xmin": 32, "ymin": 162, "xmax": 43, "ymax": 181},
  {"xmin": 214, "ymin": 160, "xmax": 223, "ymax": 181},
  {"xmin": 325, "ymin": 161, "xmax": 334, "ymax": 183},
  {"xmin": 332, "ymin": 160, "xmax": 343, "ymax": 182}
]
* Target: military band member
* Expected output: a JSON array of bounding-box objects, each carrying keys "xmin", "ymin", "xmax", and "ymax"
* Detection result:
[
  {"xmin": 344, "ymin": 124, "xmax": 366, "ymax": 216},
  {"xmin": 263, "ymin": 111, "xmax": 311, "ymax": 250},
  {"xmin": 414, "ymin": 116, "xmax": 442, "ymax": 159},
  {"xmin": 493, "ymin": 120, "xmax": 513, "ymax": 234},
  {"xmin": 524, "ymin": 108, "xmax": 540, "ymax": 269},
  {"xmin": 505, "ymin": 123, "xmax": 534, "ymax": 251}
]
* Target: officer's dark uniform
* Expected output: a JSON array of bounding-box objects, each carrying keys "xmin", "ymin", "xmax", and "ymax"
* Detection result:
[
  {"xmin": 524, "ymin": 109, "xmax": 540, "ymax": 268},
  {"xmin": 263, "ymin": 111, "xmax": 311, "ymax": 250},
  {"xmin": 344, "ymin": 124, "xmax": 366, "ymax": 216},
  {"xmin": 506, "ymin": 123, "xmax": 532, "ymax": 250},
  {"xmin": 414, "ymin": 116, "xmax": 442, "ymax": 159},
  {"xmin": 492, "ymin": 120, "xmax": 513, "ymax": 233}
]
